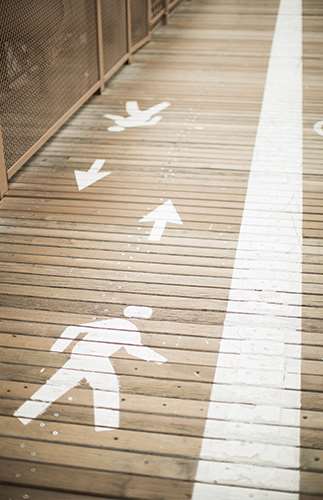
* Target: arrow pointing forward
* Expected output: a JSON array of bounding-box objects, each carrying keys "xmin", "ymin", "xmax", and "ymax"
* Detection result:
[
  {"xmin": 74, "ymin": 159, "xmax": 111, "ymax": 191},
  {"xmin": 140, "ymin": 200, "xmax": 182, "ymax": 241}
]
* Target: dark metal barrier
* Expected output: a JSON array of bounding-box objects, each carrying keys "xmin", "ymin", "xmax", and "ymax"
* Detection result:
[
  {"xmin": 0, "ymin": 0, "xmax": 184, "ymax": 197},
  {"xmin": 150, "ymin": 0, "xmax": 184, "ymax": 27},
  {"xmin": 0, "ymin": 0, "xmax": 99, "ymax": 178},
  {"xmin": 101, "ymin": 0, "xmax": 128, "ymax": 78},
  {"xmin": 130, "ymin": 0, "xmax": 149, "ymax": 50},
  {"xmin": 152, "ymin": 0, "xmax": 165, "ymax": 18},
  {"xmin": 150, "ymin": 0, "xmax": 168, "ymax": 26}
]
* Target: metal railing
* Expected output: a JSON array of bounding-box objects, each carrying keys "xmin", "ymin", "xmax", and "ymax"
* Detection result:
[
  {"xmin": 150, "ymin": 0, "xmax": 184, "ymax": 27},
  {"xmin": 0, "ymin": 0, "xmax": 184, "ymax": 197}
]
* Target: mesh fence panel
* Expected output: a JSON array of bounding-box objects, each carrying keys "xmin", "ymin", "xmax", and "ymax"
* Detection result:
[
  {"xmin": 151, "ymin": 0, "xmax": 165, "ymax": 18},
  {"xmin": 130, "ymin": 0, "xmax": 149, "ymax": 47},
  {"xmin": 101, "ymin": 0, "xmax": 128, "ymax": 74},
  {"xmin": 0, "ymin": 0, "xmax": 99, "ymax": 169}
]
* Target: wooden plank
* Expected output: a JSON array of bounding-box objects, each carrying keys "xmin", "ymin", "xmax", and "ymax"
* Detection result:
[
  {"xmin": 0, "ymin": 458, "xmax": 191, "ymax": 500},
  {"xmin": 0, "ymin": 0, "xmax": 323, "ymax": 498},
  {"xmin": 0, "ymin": 485, "xmax": 104, "ymax": 500},
  {"xmin": 302, "ymin": 0, "xmax": 323, "ymax": 497}
]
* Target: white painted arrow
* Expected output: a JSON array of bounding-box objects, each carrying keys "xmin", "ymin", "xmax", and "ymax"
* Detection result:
[
  {"xmin": 140, "ymin": 200, "xmax": 182, "ymax": 241},
  {"xmin": 74, "ymin": 159, "xmax": 111, "ymax": 191}
]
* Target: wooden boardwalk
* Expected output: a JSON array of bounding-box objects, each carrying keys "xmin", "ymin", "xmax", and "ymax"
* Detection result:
[{"xmin": 0, "ymin": 0, "xmax": 323, "ymax": 498}]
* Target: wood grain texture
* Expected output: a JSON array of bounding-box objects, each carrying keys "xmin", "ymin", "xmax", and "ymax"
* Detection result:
[{"xmin": 0, "ymin": 0, "xmax": 322, "ymax": 499}]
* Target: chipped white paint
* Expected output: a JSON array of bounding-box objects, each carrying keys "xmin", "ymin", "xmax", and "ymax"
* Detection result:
[
  {"xmin": 140, "ymin": 199, "xmax": 182, "ymax": 241},
  {"xmin": 314, "ymin": 120, "xmax": 323, "ymax": 136},
  {"xmin": 105, "ymin": 101, "xmax": 170, "ymax": 132},
  {"xmin": 14, "ymin": 307, "xmax": 167, "ymax": 431},
  {"xmin": 193, "ymin": 0, "xmax": 303, "ymax": 497},
  {"xmin": 74, "ymin": 159, "xmax": 111, "ymax": 191}
]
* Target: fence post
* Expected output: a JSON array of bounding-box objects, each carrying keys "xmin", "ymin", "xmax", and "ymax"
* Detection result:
[
  {"xmin": 0, "ymin": 128, "xmax": 8, "ymax": 199},
  {"xmin": 164, "ymin": 0, "xmax": 169, "ymax": 24},
  {"xmin": 96, "ymin": 0, "xmax": 105, "ymax": 93},
  {"xmin": 147, "ymin": 0, "xmax": 152, "ymax": 37},
  {"xmin": 148, "ymin": 0, "xmax": 152, "ymax": 28},
  {"xmin": 126, "ymin": 0, "xmax": 133, "ymax": 62}
]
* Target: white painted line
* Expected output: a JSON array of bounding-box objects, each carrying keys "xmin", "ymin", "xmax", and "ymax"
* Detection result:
[
  {"xmin": 194, "ymin": 483, "xmax": 299, "ymax": 500},
  {"xmin": 74, "ymin": 159, "xmax": 111, "ymax": 191},
  {"xmin": 140, "ymin": 199, "xmax": 182, "ymax": 241},
  {"xmin": 193, "ymin": 0, "xmax": 302, "ymax": 497},
  {"xmin": 104, "ymin": 101, "xmax": 170, "ymax": 132}
]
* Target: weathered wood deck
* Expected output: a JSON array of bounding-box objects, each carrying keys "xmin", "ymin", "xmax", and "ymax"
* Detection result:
[{"xmin": 0, "ymin": 0, "xmax": 323, "ymax": 498}]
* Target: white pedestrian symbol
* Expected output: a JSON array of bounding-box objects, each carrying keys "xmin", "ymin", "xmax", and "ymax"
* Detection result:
[
  {"xmin": 14, "ymin": 306, "xmax": 167, "ymax": 432},
  {"xmin": 104, "ymin": 101, "xmax": 170, "ymax": 132}
]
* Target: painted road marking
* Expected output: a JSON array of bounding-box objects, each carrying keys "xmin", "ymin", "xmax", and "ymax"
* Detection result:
[
  {"xmin": 140, "ymin": 199, "xmax": 182, "ymax": 241},
  {"xmin": 314, "ymin": 120, "xmax": 323, "ymax": 136},
  {"xmin": 104, "ymin": 101, "xmax": 170, "ymax": 132},
  {"xmin": 193, "ymin": 0, "xmax": 303, "ymax": 497},
  {"xmin": 74, "ymin": 159, "xmax": 111, "ymax": 191},
  {"xmin": 14, "ymin": 307, "xmax": 167, "ymax": 432}
]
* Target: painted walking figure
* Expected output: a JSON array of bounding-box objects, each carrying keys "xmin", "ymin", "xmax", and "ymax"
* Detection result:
[
  {"xmin": 14, "ymin": 306, "xmax": 167, "ymax": 431},
  {"xmin": 104, "ymin": 100, "xmax": 170, "ymax": 132}
]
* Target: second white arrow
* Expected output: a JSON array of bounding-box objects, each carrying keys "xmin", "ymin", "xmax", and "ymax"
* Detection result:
[{"xmin": 140, "ymin": 200, "xmax": 182, "ymax": 242}]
